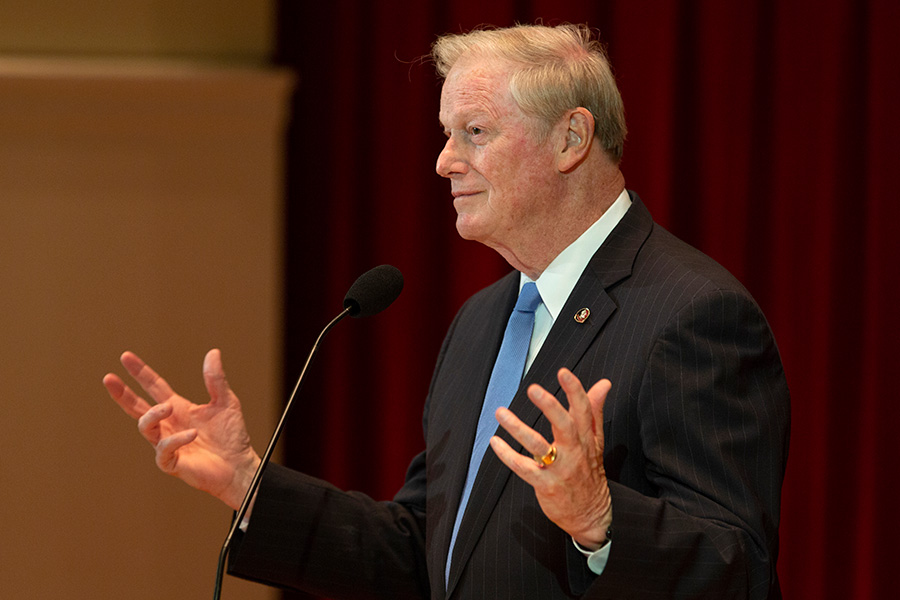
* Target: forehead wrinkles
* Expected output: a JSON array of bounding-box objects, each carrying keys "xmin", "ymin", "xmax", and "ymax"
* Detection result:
[{"xmin": 440, "ymin": 63, "xmax": 513, "ymax": 125}]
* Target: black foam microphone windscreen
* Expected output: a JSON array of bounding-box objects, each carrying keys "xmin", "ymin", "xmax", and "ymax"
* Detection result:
[{"xmin": 343, "ymin": 264, "xmax": 404, "ymax": 318}]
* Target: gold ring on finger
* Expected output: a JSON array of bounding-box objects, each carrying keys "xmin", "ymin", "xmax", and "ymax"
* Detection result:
[{"xmin": 534, "ymin": 445, "xmax": 557, "ymax": 468}]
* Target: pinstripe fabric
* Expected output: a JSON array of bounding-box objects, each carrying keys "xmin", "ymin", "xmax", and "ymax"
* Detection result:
[
  {"xmin": 446, "ymin": 282, "xmax": 542, "ymax": 586},
  {"xmin": 228, "ymin": 193, "xmax": 790, "ymax": 600}
]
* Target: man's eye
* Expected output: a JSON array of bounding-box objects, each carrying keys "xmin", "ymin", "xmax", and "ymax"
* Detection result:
[{"xmin": 469, "ymin": 126, "xmax": 484, "ymax": 136}]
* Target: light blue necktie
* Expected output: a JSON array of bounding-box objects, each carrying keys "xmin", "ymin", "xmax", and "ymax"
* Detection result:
[{"xmin": 445, "ymin": 281, "xmax": 543, "ymax": 586}]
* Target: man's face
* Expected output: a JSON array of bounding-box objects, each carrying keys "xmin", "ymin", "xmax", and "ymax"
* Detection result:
[{"xmin": 437, "ymin": 54, "xmax": 562, "ymax": 258}]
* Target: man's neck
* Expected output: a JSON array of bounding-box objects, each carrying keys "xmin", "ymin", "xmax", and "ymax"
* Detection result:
[{"xmin": 500, "ymin": 168, "xmax": 625, "ymax": 279}]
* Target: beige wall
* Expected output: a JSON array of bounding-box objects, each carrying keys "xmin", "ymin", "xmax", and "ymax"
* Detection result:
[
  {"xmin": 0, "ymin": 1, "xmax": 273, "ymax": 59},
  {"xmin": 0, "ymin": 55, "xmax": 289, "ymax": 598},
  {"xmin": 1, "ymin": 5, "xmax": 283, "ymax": 596}
]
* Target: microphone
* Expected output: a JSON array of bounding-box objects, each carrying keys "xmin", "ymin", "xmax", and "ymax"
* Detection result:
[
  {"xmin": 344, "ymin": 264, "xmax": 404, "ymax": 318},
  {"xmin": 213, "ymin": 265, "xmax": 403, "ymax": 599}
]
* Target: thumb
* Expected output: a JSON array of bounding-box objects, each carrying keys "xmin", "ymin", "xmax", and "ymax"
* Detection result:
[
  {"xmin": 586, "ymin": 379, "xmax": 611, "ymax": 438},
  {"xmin": 203, "ymin": 348, "xmax": 233, "ymax": 404}
]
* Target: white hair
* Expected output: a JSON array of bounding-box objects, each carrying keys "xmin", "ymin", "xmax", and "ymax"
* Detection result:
[{"xmin": 432, "ymin": 23, "xmax": 627, "ymax": 161}]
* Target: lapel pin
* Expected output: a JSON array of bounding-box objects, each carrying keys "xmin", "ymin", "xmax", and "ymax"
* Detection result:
[{"xmin": 574, "ymin": 308, "xmax": 590, "ymax": 323}]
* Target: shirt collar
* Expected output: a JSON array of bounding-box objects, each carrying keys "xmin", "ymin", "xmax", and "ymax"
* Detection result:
[{"xmin": 520, "ymin": 189, "xmax": 632, "ymax": 320}]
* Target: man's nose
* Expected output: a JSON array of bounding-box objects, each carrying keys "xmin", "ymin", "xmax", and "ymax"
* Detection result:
[{"xmin": 436, "ymin": 135, "xmax": 467, "ymax": 178}]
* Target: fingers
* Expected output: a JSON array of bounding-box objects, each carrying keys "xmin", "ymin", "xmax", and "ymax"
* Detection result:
[
  {"xmin": 585, "ymin": 378, "xmax": 611, "ymax": 437},
  {"xmin": 155, "ymin": 428, "xmax": 198, "ymax": 473},
  {"xmin": 120, "ymin": 351, "xmax": 177, "ymax": 403},
  {"xmin": 495, "ymin": 406, "xmax": 551, "ymax": 462},
  {"xmin": 543, "ymin": 369, "xmax": 610, "ymax": 445},
  {"xmin": 489, "ymin": 435, "xmax": 543, "ymax": 485},
  {"xmin": 493, "ymin": 370, "xmax": 610, "ymax": 465},
  {"xmin": 492, "ymin": 370, "xmax": 614, "ymax": 547},
  {"xmin": 558, "ymin": 369, "xmax": 594, "ymax": 441},
  {"xmin": 522, "ymin": 370, "xmax": 587, "ymax": 447},
  {"xmin": 137, "ymin": 402, "xmax": 173, "ymax": 445},
  {"xmin": 202, "ymin": 348, "xmax": 233, "ymax": 405},
  {"xmin": 103, "ymin": 373, "xmax": 153, "ymax": 420}
]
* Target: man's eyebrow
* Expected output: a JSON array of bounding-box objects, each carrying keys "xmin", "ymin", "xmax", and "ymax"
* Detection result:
[{"xmin": 439, "ymin": 107, "xmax": 492, "ymax": 128}]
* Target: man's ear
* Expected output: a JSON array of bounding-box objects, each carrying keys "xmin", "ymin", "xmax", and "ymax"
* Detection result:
[{"xmin": 557, "ymin": 108, "xmax": 594, "ymax": 173}]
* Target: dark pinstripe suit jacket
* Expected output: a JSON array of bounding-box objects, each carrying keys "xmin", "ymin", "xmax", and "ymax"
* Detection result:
[{"xmin": 229, "ymin": 193, "xmax": 790, "ymax": 599}]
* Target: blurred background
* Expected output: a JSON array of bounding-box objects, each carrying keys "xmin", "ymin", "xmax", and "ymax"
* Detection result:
[{"xmin": 1, "ymin": 1, "xmax": 896, "ymax": 599}]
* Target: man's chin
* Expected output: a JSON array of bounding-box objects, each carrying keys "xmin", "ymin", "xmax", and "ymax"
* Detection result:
[{"xmin": 455, "ymin": 216, "xmax": 485, "ymax": 242}]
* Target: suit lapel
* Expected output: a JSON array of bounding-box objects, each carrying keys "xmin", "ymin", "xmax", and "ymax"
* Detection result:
[
  {"xmin": 427, "ymin": 273, "xmax": 519, "ymax": 598},
  {"xmin": 444, "ymin": 193, "xmax": 653, "ymax": 597}
]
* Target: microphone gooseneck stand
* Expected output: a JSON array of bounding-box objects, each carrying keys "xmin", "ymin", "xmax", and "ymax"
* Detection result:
[
  {"xmin": 212, "ymin": 263, "xmax": 403, "ymax": 599},
  {"xmin": 212, "ymin": 306, "xmax": 351, "ymax": 600}
]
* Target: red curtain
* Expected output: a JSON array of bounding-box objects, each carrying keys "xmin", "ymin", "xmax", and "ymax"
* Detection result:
[{"xmin": 276, "ymin": 1, "xmax": 899, "ymax": 598}]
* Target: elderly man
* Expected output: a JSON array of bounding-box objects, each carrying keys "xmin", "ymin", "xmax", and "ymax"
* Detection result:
[{"xmin": 105, "ymin": 23, "xmax": 789, "ymax": 599}]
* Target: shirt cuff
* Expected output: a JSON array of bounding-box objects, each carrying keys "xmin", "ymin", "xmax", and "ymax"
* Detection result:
[
  {"xmin": 237, "ymin": 489, "xmax": 259, "ymax": 532},
  {"xmin": 572, "ymin": 537, "xmax": 611, "ymax": 575}
]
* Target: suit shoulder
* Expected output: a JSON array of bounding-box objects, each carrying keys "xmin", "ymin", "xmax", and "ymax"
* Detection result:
[
  {"xmin": 636, "ymin": 223, "xmax": 755, "ymax": 302},
  {"xmin": 455, "ymin": 270, "xmax": 519, "ymax": 315}
]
